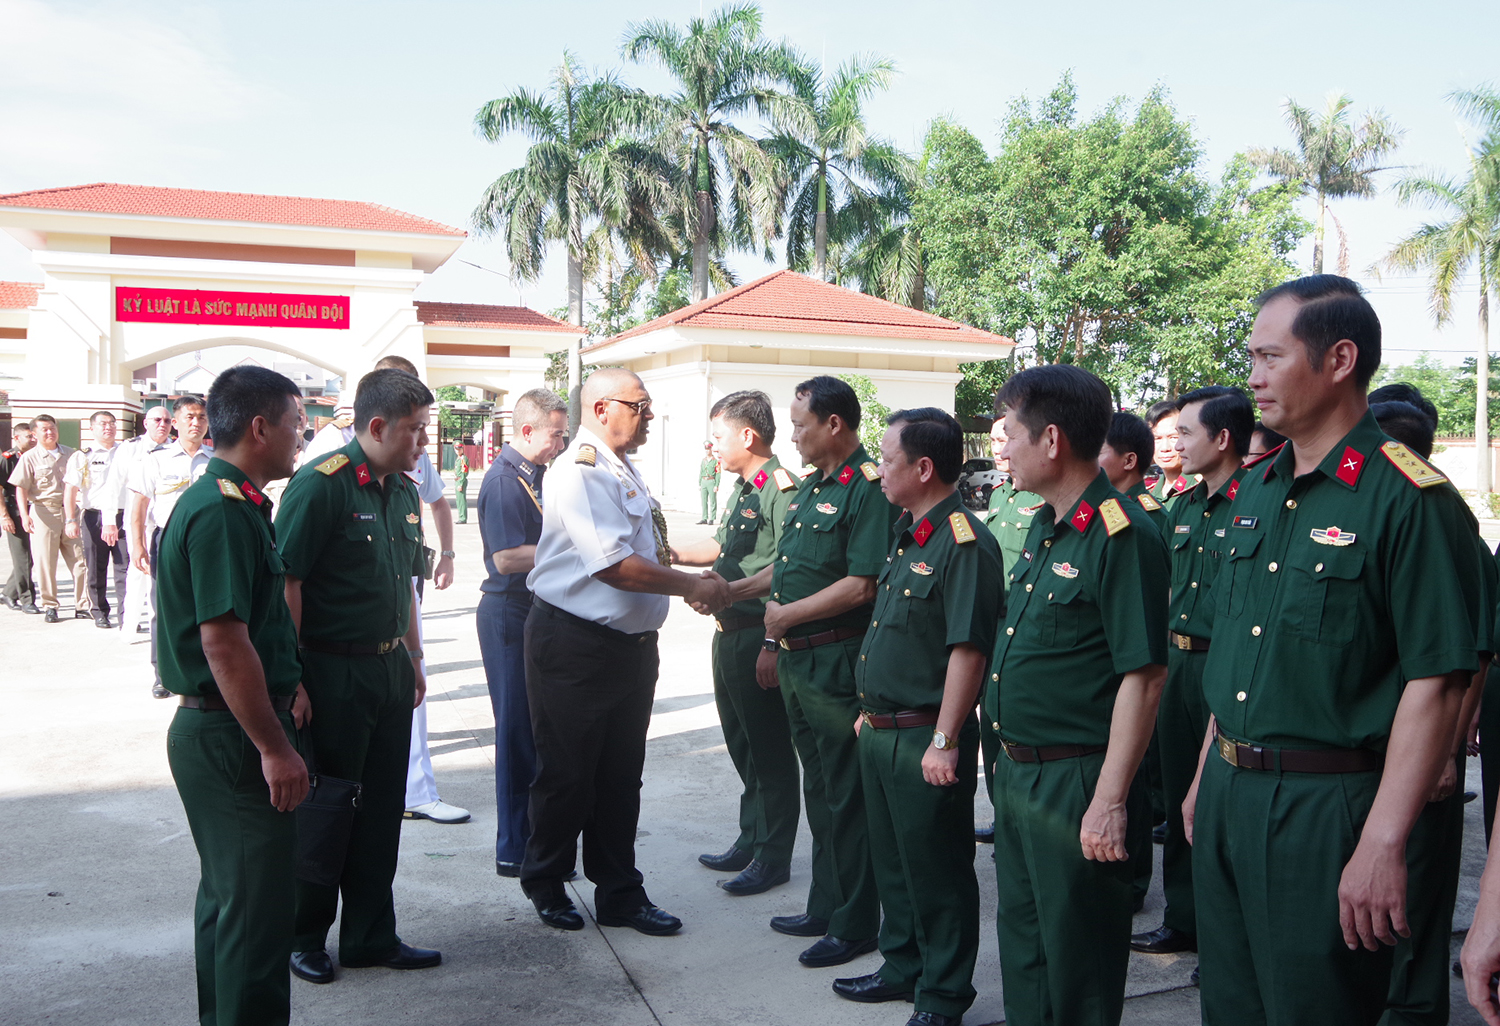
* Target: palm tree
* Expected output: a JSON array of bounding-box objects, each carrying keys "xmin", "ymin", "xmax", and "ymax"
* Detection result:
[
  {"xmin": 471, "ymin": 52, "xmax": 673, "ymax": 426},
  {"xmin": 622, "ymin": 2, "xmax": 809, "ymax": 302},
  {"xmin": 1375, "ymin": 85, "xmax": 1500, "ymax": 490},
  {"xmin": 1249, "ymin": 92, "xmax": 1402, "ymax": 273},
  {"xmin": 762, "ymin": 54, "xmax": 903, "ymax": 280},
  {"xmin": 835, "ymin": 152, "xmax": 926, "ymax": 308}
]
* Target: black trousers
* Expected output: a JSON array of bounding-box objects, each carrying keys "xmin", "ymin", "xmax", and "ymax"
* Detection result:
[
  {"xmin": 81, "ymin": 508, "xmax": 127, "ymax": 617},
  {"xmin": 3, "ymin": 526, "xmax": 34, "ymax": 605},
  {"xmin": 520, "ymin": 599, "xmax": 658, "ymax": 915}
]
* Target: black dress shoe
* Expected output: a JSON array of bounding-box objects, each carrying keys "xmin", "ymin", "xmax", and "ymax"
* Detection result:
[
  {"xmin": 799, "ymin": 935, "xmax": 878, "ymax": 968},
  {"xmin": 770, "ymin": 913, "xmax": 829, "ymax": 937},
  {"xmin": 596, "ymin": 904, "xmax": 682, "ymax": 936},
  {"xmin": 699, "ymin": 845, "xmax": 753, "ymax": 872},
  {"xmin": 1190, "ymin": 966, "xmax": 1199, "ymax": 987},
  {"xmin": 974, "ymin": 823, "xmax": 995, "ymax": 844},
  {"xmin": 906, "ymin": 1013, "xmax": 961, "ymax": 1026},
  {"xmin": 44, "ymin": 608, "xmax": 58, "ymax": 623},
  {"xmin": 93, "ymin": 611, "xmax": 112, "ymax": 629},
  {"xmin": 496, "ymin": 861, "xmax": 575, "ymax": 881},
  {"xmin": 531, "ymin": 892, "xmax": 585, "ymax": 931},
  {"xmin": 74, "ymin": 609, "xmax": 93, "ymax": 620},
  {"xmin": 290, "ymin": 949, "xmax": 335, "ymax": 984},
  {"xmin": 832, "ymin": 971, "xmax": 914, "ymax": 1003},
  {"xmin": 22, "ymin": 602, "xmax": 41, "ymax": 614},
  {"xmin": 1152, "ymin": 820, "xmax": 1169, "ymax": 844},
  {"xmin": 719, "ymin": 860, "xmax": 790, "ymax": 896},
  {"xmin": 0, "ymin": 596, "xmax": 17, "ymax": 610},
  {"xmin": 340, "ymin": 942, "xmax": 441, "ymax": 970},
  {"xmin": 151, "ymin": 682, "xmax": 171, "ymax": 699},
  {"xmin": 1130, "ymin": 925, "xmax": 1197, "ymax": 954}
]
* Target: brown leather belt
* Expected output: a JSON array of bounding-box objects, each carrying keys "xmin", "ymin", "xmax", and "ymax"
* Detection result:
[
  {"xmin": 715, "ymin": 614, "xmax": 765, "ymax": 633},
  {"xmin": 1001, "ymin": 739, "xmax": 1106, "ymax": 763},
  {"xmin": 1168, "ymin": 630, "xmax": 1211, "ymax": 652},
  {"xmin": 861, "ymin": 709, "xmax": 940, "ymax": 730},
  {"xmin": 779, "ymin": 627, "xmax": 865, "ymax": 651},
  {"xmin": 300, "ymin": 637, "xmax": 405, "ymax": 657},
  {"xmin": 180, "ymin": 694, "xmax": 296, "ymax": 712},
  {"xmin": 1215, "ymin": 730, "xmax": 1383, "ymax": 774}
]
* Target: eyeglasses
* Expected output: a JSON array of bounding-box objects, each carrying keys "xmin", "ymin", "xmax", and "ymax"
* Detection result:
[{"xmin": 604, "ymin": 397, "xmax": 652, "ymax": 415}]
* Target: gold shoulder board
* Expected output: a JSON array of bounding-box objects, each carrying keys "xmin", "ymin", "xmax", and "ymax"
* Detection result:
[
  {"xmin": 575, "ymin": 444, "xmax": 597, "ymax": 467},
  {"xmin": 1136, "ymin": 492, "xmax": 1162, "ymax": 511},
  {"xmin": 1380, "ymin": 441, "xmax": 1447, "ymax": 488},
  {"xmin": 217, "ymin": 479, "xmax": 246, "ymax": 501},
  {"xmin": 1100, "ymin": 498, "xmax": 1132, "ymax": 536},
  {"xmin": 315, "ymin": 453, "xmax": 349, "ymax": 476},
  {"xmin": 773, "ymin": 467, "xmax": 797, "ymax": 492},
  {"xmin": 860, "ymin": 462, "xmax": 879, "ymax": 482},
  {"xmin": 948, "ymin": 510, "xmax": 977, "ymax": 545}
]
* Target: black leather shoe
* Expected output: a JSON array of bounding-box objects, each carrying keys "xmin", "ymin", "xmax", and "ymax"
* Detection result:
[
  {"xmin": 289, "ymin": 949, "xmax": 335, "ymax": 984},
  {"xmin": 74, "ymin": 609, "xmax": 92, "ymax": 620},
  {"xmin": 832, "ymin": 971, "xmax": 913, "ymax": 1003},
  {"xmin": 531, "ymin": 893, "xmax": 585, "ymax": 931},
  {"xmin": 596, "ymin": 904, "xmax": 682, "ymax": 936},
  {"xmin": 93, "ymin": 611, "xmax": 111, "ymax": 629},
  {"xmin": 698, "ymin": 846, "xmax": 753, "ymax": 872},
  {"xmin": 719, "ymin": 860, "xmax": 789, "ymax": 896},
  {"xmin": 906, "ymin": 1013, "xmax": 961, "ymax": 1026},
  {"xmin": 974, "ymin": 823, "xmax": 995, "ymax": 844},
  {"xmin": 496, "ymin": 861, "xmax": 575, "ymax": 881},
  {"xmin": 799, "ymin": 935, "xmax": 878, "ymax": 968},
  {"xmin": 151, "ymin": 682, "xmax": 171, "ymax": 699},
  {"xmin": 770, "ymin": 913, "xmax": 829, "ymax": 937},
  {"xmin": 44, "ymin": 608, "xmax": 58, "ymax": 623},
  {"xmin": 1131, "ymin": 925, "xmax": 1196, "ymax": 953},
  {"xmin": 0, "ymin": 595, "xmax": 17, "ymax": 610},
  {"xmin": 1190, "ymin": 966, "xmax": 1199, "ymax": 987},
  {"xmin": 22, "ymin": 602, "xmax": 41, "ymax": 614},
  {"xmin": 1152, "ymin": 820, "xmax": 1168, "ymax": 844},
  {"xmin": 340, "ymin": 942, "xmax": 441, "ymax": 970}
]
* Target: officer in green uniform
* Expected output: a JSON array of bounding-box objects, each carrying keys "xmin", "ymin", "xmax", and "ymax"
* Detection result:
[
  {"xmin": 739, "ymin": 375, "xmax": 898, "ymax": 968},
  {"xmin": 1146, "ymin": 400, "xmax": 1191, "ymax": 509},
  {"xmin": 988, "ymin": 364, "xmax": 1169, "ymax": 1026},
  {"xmin": 672, "ymin": 390, "xmax": 802, "ymax": 895},
  {"xmin": 1187, "ymin": 276, "xmax": 1485, "ymax": 1026},
  {"xmin": 829, "ymin": 408, "xmax": 1001, "ymax": 1026},
  {"xmin": 277, "ymin": 369, "xmax": 442, "ymax": 984},
  {"xmin": 1129, "ymin": 386, "xmax": 1251, "ymax": 966},
  {"xmin": 699, "ymin": 441, "xmax": 721, "ymax": 524},
  {"xmin": 452, "ymin": 440, "xmax": 470, "ymax": 524},
  {"xmin": 159, "ymin": 366, "xmax": 308, "ymax": 1026}
]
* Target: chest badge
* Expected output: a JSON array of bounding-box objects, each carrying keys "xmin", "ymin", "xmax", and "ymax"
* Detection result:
[
  {"xmin": 1233, "ymin": 515, "xmax": 1258, "ymax": 529},
  {"xmin": 815, "ymin": 502, "xmax": 838, "ymax": 515},
  {"xmin": 909, "ymin": 561, "xmax": 934, "ymax": 576},
  {"xmin": 1214, "ymin": 528, "xmax": 1226, "ymax": 537},
  {"xmin": 837, "ymin": 465, "xmax": 854, "ymax": 485},
  {"xmin": 1018, "ymin": 501, "xmax": 1045, "ymax": 517},
  {"xmin": 741, "ymin": 508, "xmax": 758, "ymax": 519},
  {"xmin": 406, "ymin": 513, "xmax": 420, "ymax": 524},
  {"xmin": 1051, "ymin": 562, "xmax": 1080, "ymax": 579},
  {"xmin": 912, "ymin": 518, "xmax": 933, "ymax": 546},
  {"xmin": 1311, "ymin": 526, "xmax": 1355, "ymax": 546}
]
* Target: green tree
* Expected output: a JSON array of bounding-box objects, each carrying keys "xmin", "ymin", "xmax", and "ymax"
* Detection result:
[
  {"xmin": 434, "ymin": 385, "xmax": 468, "ymax": 435},
  {"xmin": 1375, "ymin": 85, "xmax": 1500, "ymax": 489},
  {"xmin": 834, "ymin": 146, "xmax": 926, "ymax": 309},
  {"xmin": 1248, "ymin": 92, "xmax": 1402, "ymax": 274},
  {"xmin": 838, "ymin": 372, "xmax": 889, "ymax": 453},
  {"xmin": 622, "ymin": 2, "xmax": 808, "ymax": 303},
  {"xmin": 1371, "ymin": 354, "xmax": 1473, "ymax": 436}
]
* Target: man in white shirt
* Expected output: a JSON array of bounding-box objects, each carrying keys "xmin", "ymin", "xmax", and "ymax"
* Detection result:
[
  {"xmin": 64, "ymin": 411, "xmax": 123, "ymax": 628},
  {"xmin": 520, "ymin": 368, "xmax": 730, "ymax": 937},
  {"xmin": 103, "ymin": 406, "xmax": 171, "ymax": 635}
]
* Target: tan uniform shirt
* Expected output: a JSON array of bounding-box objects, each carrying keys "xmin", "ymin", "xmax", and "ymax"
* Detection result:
[{"xmin": 8, "ymin": 443, "xmax": 75, "ymax": 508}]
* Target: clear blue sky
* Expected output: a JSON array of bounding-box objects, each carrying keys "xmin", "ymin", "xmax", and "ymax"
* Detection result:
[{"xmin": 1, "ymin": 0, "xmax": 1496, "ymax": 364}]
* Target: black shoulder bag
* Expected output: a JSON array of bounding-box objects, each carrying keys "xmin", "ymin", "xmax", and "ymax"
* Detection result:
[{"xmin": 294, "ymin": 726, "xmax": 362, "ymax": 888}]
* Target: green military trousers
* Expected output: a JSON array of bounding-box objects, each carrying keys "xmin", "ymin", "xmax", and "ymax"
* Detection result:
[
  {"xmin": 168, "ymin": 706, "xmax": 299, "ymax": 1026},
  {"xmin": 1128, "ymin": 765, "xmax": 1152, "ymax": 909},
  {"xmin": 454, "ymin": 475, "xmax": 468, "ymax": 523},
  {"xmin": 1480, "ymin": 664, "xmax": 1500, "ymax": 842},
  {"xmin": 1382, "ymin": 756, "xmax": 1466, "ymax": 1026},
  {"xmin": 1158, "ymin": 647, "xmax": 1209, "ymax": 934},
  {"xmin": 778, "ymin": 635, "xmax": 880, "ymax": 941},
  {"xmin": 700, "ymin": 484, "xmax": 718, "ymax": 524},
  {"xmin": 993, "ymin": 749, "xmax": 1134, "ymax": 1026},
  {"xmin": 860, "ymin": 717, "xmax": 980, "ymax": 1019},
  {"xmin": 293, "ymin": 649, "xmax": 415, "ymax": 961},
  {"xmin": 1194, "ymin": 750, "xmax": 1390, "ymax": 1026},
  {"xmin": 712, "ymin": 623, "xmax": 801, "ymax": 866}
]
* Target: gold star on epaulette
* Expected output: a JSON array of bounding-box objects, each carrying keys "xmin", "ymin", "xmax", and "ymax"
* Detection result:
[
  {"xmin": 1099, "ymin": 498, "xmax": 1132, "ymax": 536},
  {"xmin": 773, "ymin": 467, "xmax": 797, "ymax": 492},
  {"xmin": 860, "ymin": 462, "xmax": 879, "ymax": 482},
  {"xmin": 1380, "ymin": 441, "xmax": 1447, "ymax": 488},
  {"xmin": 948, "ymin": 510, "xmax": 977, "ymax": 544},
  {"xmin": 1136, "ymin": 492, "xmax": 1162, "ymax": 512},
  {"xmin": 315, "ymin": 453, "xmax": 349, "ymax": 476},
  {"xmin": 217, "ymin": 479, "xmax": 246, "ymax": 501},
  {"xmin": 575, "ymin": 444, "xmax": 597, "ymax": 467}
]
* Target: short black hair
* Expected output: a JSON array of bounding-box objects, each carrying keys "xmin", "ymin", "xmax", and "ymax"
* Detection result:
[
  {"xmin": 795, "ymin": 375, "xmax": 861, "ymax": 431},
  {"xmin": 12, "ymin": 420, "xmax": 31, "ymax": 433},
  {"xmin": 354, "ymin": 368, "xmax": 434, "ymax": 433},
  {"xmin": 1257, "ymin": 274, "xmax": 1382, "ymax": 388},
  {"xmin": 90, "ymin": 410, "xmax": 116, "ymax": 425},
  {"xmin": 1250, "ymin": 421, "xmax": 1287, "ymax": 452},
  {"xmin": 374, "ymin": 354, "xmax": 421, "ymax": 377},
  {"xmin": 174, "ymin": 395, "xmax": 206, "ymax": 414},
  {"xmin": 1145, "ymin": 400, "xmax": 1179, "ymax": 429},
  {"xmin": 1371, "ymin": 400, "xmax": 1436, "ymax": 459},
  {"xmin": 885, "ymin": 407, "xmax": 964, "ymax": 484},
  {"xmin": 33, "ymin": 414, "xmax": 56, "ymax": 426},
  {"xmin": 711, "ymin": 390, "xmax": 777, "ymax": 444},
  {"xmin": 207, "ymin": 366, "xmax": 302, "ymax": 449},
  {"xmin": 995, "ymin": 365, "xmax": 1113, "ymax": 461},
  {"xmin": 1368, "ymin": 382, "xmax": 1438, "ymax": 429},
  {"xmin": 1104, "ymin": 412, "xmax": 1153, "ymax": 469},
  {"xmin": 1177, "ymin": 385, "xmax": 1254, "ymax": 458}
]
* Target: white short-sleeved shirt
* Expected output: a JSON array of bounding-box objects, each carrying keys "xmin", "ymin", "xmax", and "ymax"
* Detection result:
[
  {"xmin": 100, "ymin": 435, "xmax": 165, "ymax": 519},
  {"xmin": 64, "ymin": 444, "xmax": 119, "ymax": 511},
  {"xmin": 130, "ymin": 442, "xmax": 212, "ymax": 530},
  {"xmin": 528, "ymin": 428, "xmax": 669, "ymax": 634},
  {"xmin": 303, "ymin": 423, "xmax": 444, "ymax": 504}
]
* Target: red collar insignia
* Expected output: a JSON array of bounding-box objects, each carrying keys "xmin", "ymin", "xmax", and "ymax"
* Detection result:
[
  {"xmin": 355, "ymin": 462, "xmax": 372, "ymax": 486},
  {"xmin": 912, "ymin": 518, "xmax": 933, "ymax": 546},
  {"xmin": 240, "ymin": 481, "xmax": 264, "ymax": 505},
  {"xmin": 1226, "ymin": 479, "xmax": 1239, "ymax": 501},
  {"xmin": 1335, "ymin": 446, "xmax": 1364, "ymax": 487},
  {"xmin": 1171, "ymin": 475, "xmax": 1188, "ymax": 494},
  {"xmin": 1071, "ymin": 500, "xmax": 1095, "ymax": 533},
  {"xmin": 752, "ymin": 469, "xmax": 768, "ymax": 489},
  {"xmin": 837, "ymin": 465, "xmax": 854, "ymax": 485}
]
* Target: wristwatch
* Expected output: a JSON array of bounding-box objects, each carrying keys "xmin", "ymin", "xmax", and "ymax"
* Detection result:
[
  {"xmin": 932, "ymin": 729, "xmax": 958, "ymax": 751},
  {"xmin": 761, "ymin": 638, "xmax": 779, "ymax": 653},
  {"xmin": 440, "ymin": 549, "xmax": 456, "ymax": 558},
  {"xmin": 406, "ymin": 647, "xmax": 424, "ymax": 660}
]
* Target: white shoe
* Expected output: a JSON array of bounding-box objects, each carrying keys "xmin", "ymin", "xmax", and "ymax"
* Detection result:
[{"xmin": 404, "ymin": 800, "xmax": 471, "ymax": 824}]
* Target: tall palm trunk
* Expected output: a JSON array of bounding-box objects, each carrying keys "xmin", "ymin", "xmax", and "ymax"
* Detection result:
[
  {"xmin": 566, "ymin": 199, "xmax": 585, "ymax": 436},
  {"xmin": 1312, "ymin": 190, "xmax": 1326, "ymax": 275},
  {"xmin": 814, "ymin": 162, "xmax": 828, "ymax": 280},
  {"xmin": 1479, "ymin": 279, "xmax": 1493, "ymax": 494},
  {"xmin": 692, "ymin": 138, "xmax": 714, "ymax": 303}
]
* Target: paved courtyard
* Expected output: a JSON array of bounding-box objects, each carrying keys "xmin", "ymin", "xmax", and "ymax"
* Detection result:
[{"xmin": 0, "ymin": 477, "xmax": 1490, "ymax": 1024}]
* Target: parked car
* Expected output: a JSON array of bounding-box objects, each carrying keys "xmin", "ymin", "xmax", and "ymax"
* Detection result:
[{"xmin": 958, "ymin": 457, "xmax": 1003, "ymax": 511}]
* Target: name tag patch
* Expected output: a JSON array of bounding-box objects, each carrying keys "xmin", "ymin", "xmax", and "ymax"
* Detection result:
[
  {"xmin": 1233, "ymin": 515, "xmax": 1258, "ymax": 529},
  {"xmin": 1021, "ymin": 549, "xmax": 1032, "ymax": 561},
  {"xmin": 1174, "ymin": 525, "xmax": 1191, "ymax": 534},
  {"xmin": 353, "ymin": 512, "xmax": 376, "ymax": 521}
]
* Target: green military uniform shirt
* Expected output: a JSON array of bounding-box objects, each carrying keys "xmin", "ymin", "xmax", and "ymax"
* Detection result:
[
  {"xmin": 856, "ymin": 492, "xmax": 1003, "ymax": 711},
  {"xmin": 277, "ymin": 438, "xmax": 424, "ymax": 644},
  {"xmin": 988, "ymin": 469, "xmax": 1170, "ymax": 746},
  {"xmin": 1151, "ymin": 471, "xmax": 1191, "ymax": 509},
  {"xmin": 1124, "ymin": 480, "xmax": 1169, "ymax": 534},
  {"xmin": 700, "ymin": 454, "xmax": 721, "ymax": 485},
  {"xmin": 1204, "ymin": 411, "xmax": 1483, "ymax": 750},
  {"xmin": 712, "ymin": 456, "xmax": 799, "ymax": 620},
  {"xmin": 770, "ymin": 444, "xmax": 898, "ymax": 633},
  {"xmin": 1167, "ymin": 467, "xmax": 1247, "ymax": 641},
  {"xmin": 157, "ymin": 458, "xmax": 301, "ymax": 697},
  {"xmin": 985, "ymin": 478, "xmax": 1042, "ymax": 591}
]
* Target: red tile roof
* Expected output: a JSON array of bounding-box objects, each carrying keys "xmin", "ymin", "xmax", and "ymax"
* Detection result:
[
  {"xmin": 592, "ymin": 270, "xmax": 1012, "ymax": 349},
  {"xmin": 0, "ymin": 183, "xmax": 465, "ymax": 237},
  {"xmin": 0, "ymin": 281, "xmax": 40, "ymax": 309},
  {"xmin": 415, "ymin": 301, "xmax": 578, "ymax": 334}
]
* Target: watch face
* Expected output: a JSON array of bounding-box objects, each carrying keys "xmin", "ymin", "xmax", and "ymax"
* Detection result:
[{"xmin": 933, "ymin": 730, "xmax": 951, "ymax": 750}]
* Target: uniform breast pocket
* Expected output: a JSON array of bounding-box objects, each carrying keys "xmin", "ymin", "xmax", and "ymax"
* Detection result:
[
  {"xmin": 1283, "ymin": 546, "xmax": 1365, "ymax": 647},
  {"xmin": 1218, "ymin": 533, "xmax": 1262, "ymax": 619},
  {"xmin": 266, "ymin": 547, "xmax": 288, "ymax": 577},
  {"xmin": 809, "ymin": 513, "xmax": 844, "ymax": 562},
  {"xmin": 1169, "ymin": 531, "xmax": 1194, "ymax": 590},
  {"xmin": 890, "ymin": 571, "xmax": 937, "ymax": 633},
  {"xmin": 342, "ymin": 523, "xmax": 380, "ymax": 576},
  {"xmin": 1038, "ymin": 576, "xmax": 1086, "ymax": 648}
]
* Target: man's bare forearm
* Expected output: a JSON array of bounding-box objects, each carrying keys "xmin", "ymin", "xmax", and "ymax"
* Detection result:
[
  {"xmin": 729, "ymin": 565, "xmax": 773, "ymax": 601},
  {"xmin": 492, "ymin": 545, "xmax": 537, "ymax": 577},
  {"xmin": 766, "ymin": 575, "xmax": 876, "ymax": 638},
  {"xmin": 594, "ymin": 553, "xmax": 713, "ymax": 598},
  {"xmin": 672, "ymin": 538, "xmax": 721, "ymax": 567},
  {"xmin": 936, "ymin": 644, "xmax": 986, "ymax": 738},
  {"xmin": 1096, "ymin": 664, "xmax": 1167, "ymax": 806},
  {"xmin": 283, "ymin": 577, "xmax": 303, "ymax": 637},
  {"xmin": 430, "ymin": 496, "xmax": 453, "ymax": 551}
]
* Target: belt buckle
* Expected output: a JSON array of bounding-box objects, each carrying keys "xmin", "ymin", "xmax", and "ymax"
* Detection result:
[
  {"xmin": 861, "ymin": 710, "xmax": 874, "ymax": 728},
  {"xmin": 377, "ymin": 639, "xmax": 396, "ymax": 655},
  {"xmin": 1000, "ymin": 739, "xmax": 1016, "ymax": 762},
  {"xmin": 778, "ymin": 638, "xmax": 790, "ymax": 651},
  {"xmin": 1217, "ymin": 734, "xmax": 1239, "ymax": 767},
  {"xmin": 714, "ymin": 620, "xmax": 724, "ymax": 633},
  {"xmin": 1176, "ymin": 633, "xmax": 1192, "ymax": 651}
]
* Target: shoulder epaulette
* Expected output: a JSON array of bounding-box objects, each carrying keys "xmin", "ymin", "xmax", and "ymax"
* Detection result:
[
  {"xmin": 773, "ymin": 467, "xmax": 797, "ymax": 492},
  {"xmin": 1099, "ymin": 497, "xmax": 1132, "ymax": 536},
  {"xmin": 949, "ymin": 510, "xmax": 977, "ymax": 544},
  {"xmin": 1136, "ymin": 492, "xmax": 1162, "ymax": 512},
  {"xmin": 1380, "ymin": 440, "xmax": 1447, "ymax": 488},
  {"xmin": 860, "ymin": 462, "xmax": 879, "ymax": 482},
  {"xmin": 217, "ymin": 479, "xmax": 246, "ymax": 501},
  {"xmin": 314, "ymin": 454, "xmax": 349, "ymax": 476},
  {"xmin": 575, "ymin": 444, "xmax": 597, "ymax": 467}
]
